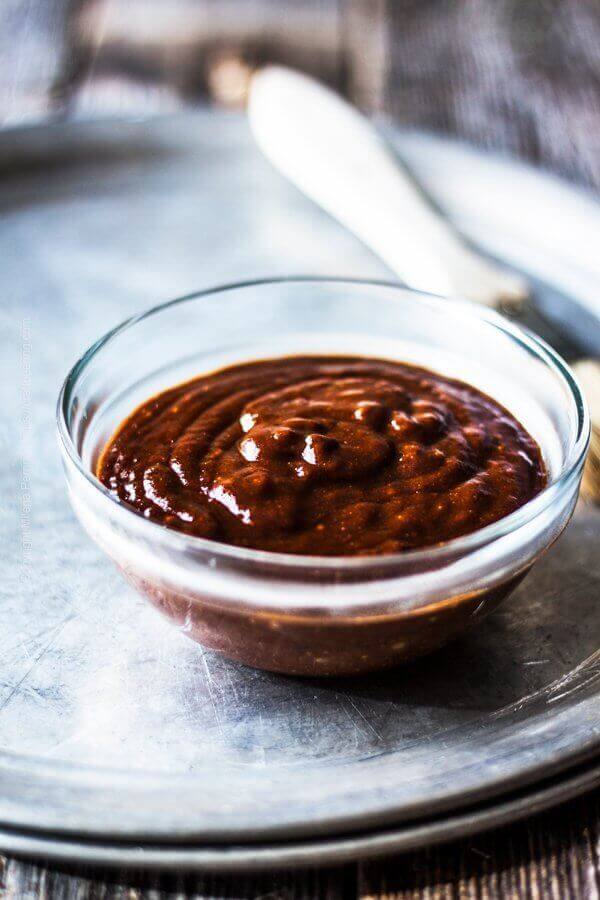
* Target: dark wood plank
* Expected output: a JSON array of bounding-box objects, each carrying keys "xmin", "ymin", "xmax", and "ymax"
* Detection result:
[
  {"xmin": 340, "ymin": 0, "xmax": 389, "ymax": 113},
  {"xmin": 359, "ymin": 788, "xmax": 600, "ymax": 899},
  {"xmin": 3, "ymin": 0, "xmax": 600, "ymax": 194},
  {"xmin": 384, "ymin": 0, "xmax": 600, "ymax": 192},
  {"xmin": 0, "ymin": 857, "xmax": 358, "ymax": 898}
]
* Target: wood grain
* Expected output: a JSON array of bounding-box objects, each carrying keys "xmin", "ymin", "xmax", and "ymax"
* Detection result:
[
  {"xmin": 383, "ymin": 0, "xmax": 600, "ymax": 192},
  {"xmin": 0, "ymin": 0, "xmax": 76, "ymax": 125},
  {"xmin": 3, "ymin": 0, "xmax": 600, "ymax": 195},
  {"xmin": 360, "ymin": 789, "xmax": 600, "ymax": 899}
]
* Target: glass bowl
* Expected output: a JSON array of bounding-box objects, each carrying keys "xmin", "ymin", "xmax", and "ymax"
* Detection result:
[{"xmin": 57, "ymin": 278, "xmax": 589, "ymax": 676}]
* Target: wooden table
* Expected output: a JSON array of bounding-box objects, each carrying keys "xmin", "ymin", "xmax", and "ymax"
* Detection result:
[{"xmin": 1, "ymin": 2, "xmax": 599, "ymax": 896}]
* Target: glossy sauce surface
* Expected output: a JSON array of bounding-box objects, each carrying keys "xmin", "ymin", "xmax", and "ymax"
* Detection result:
[{"xmin": 97, "ymin": 356, "xmax": 546, "ymax": 556}]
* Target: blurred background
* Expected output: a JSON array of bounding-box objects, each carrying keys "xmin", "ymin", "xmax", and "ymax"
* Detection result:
[{"xmin": 2, "ymin": 0, "xmax": 600, "ymax": 192}]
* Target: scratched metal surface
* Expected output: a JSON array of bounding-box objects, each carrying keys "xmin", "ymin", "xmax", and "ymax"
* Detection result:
[{"xmin": 1, "ymin": 112, "xmax": 600, "ymax": 851}]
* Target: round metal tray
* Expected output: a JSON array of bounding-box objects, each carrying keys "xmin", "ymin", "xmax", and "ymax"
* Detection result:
[
  {"xmin": 1, "ymin": 111, "xmax": 599, "ymax": 862},
  {"xmin": 0, "ymin": 759, "xmax": 597, "ymax": 870}
]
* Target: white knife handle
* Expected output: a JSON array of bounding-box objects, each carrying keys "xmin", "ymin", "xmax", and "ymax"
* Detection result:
[{"xmin": 248, "ymin": 66, "xmax": 528, "ymax": 307}]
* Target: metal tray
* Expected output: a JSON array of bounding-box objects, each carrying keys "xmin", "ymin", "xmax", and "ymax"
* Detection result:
[
  {"xmin": 0, "ymin": 759, "xmax": 597, "ymax": 870},
  {"xmin": 1, "ymin": 111, "xmax": 599, "ymax": 862}
]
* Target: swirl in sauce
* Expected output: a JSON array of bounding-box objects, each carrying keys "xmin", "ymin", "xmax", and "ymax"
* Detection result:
[{"xmin": 97, "ymin": 356, "xmax": 546, "ymax": 556}]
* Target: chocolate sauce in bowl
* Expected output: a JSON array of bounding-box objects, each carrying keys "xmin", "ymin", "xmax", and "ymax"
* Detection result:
[{"xmin": 97, "ymin": 356, "xmax": 546, "ymax": 557}]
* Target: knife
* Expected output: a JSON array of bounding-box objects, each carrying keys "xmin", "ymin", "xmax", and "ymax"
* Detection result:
[{"xmin": 247, "ymin": 65, "xmax": 600, "ymax": 501}]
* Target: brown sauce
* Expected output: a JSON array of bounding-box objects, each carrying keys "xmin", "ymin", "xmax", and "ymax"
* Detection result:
[{"xmin": 97, "ymin": 356, "xmax": 547, "ymax": 556}]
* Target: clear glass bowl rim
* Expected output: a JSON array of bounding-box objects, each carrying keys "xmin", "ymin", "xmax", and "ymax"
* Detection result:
[{"xmin": 57, "ymin": 276, "xmax": 590, "ymax": 572}]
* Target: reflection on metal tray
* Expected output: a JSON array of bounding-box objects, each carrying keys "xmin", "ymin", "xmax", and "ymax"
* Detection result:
[{"xmin": 0, "ymin": 112, "xmax": 599, "ymax": 856}]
